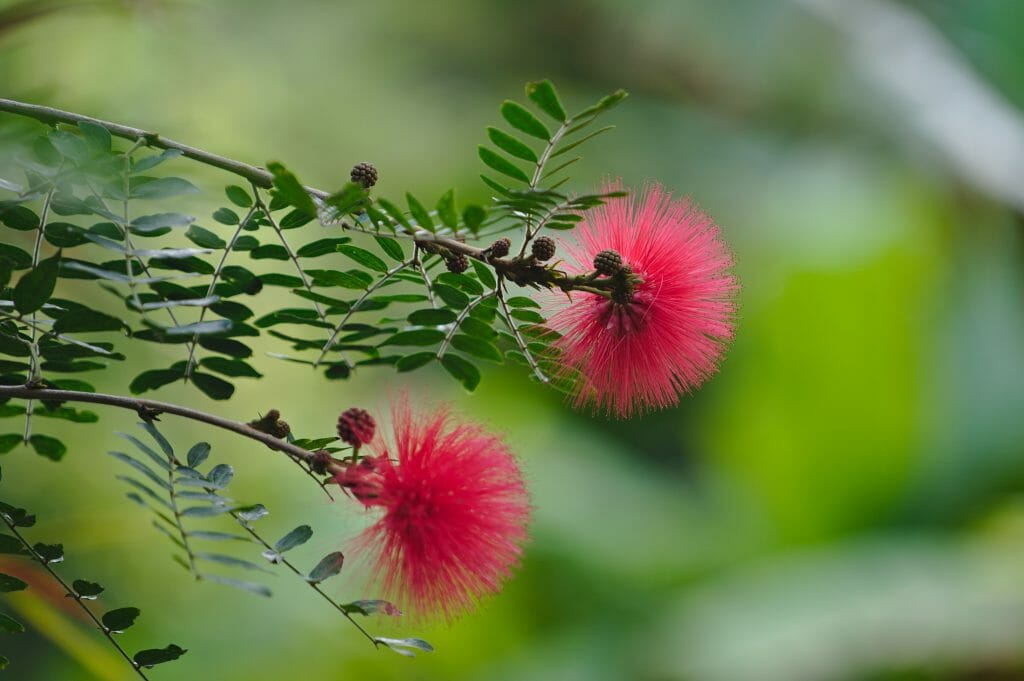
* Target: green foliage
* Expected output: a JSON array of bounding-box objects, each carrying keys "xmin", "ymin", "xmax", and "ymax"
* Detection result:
[
  {"xmin": 0, "ymin": 80, "xmax": 619, "ymax": 667},
  {"xmin": 0, "ymin": 463, "xmax": 187, "ymax": 676}
]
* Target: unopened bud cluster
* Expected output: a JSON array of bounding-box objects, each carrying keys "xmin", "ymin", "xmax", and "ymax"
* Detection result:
[
  {"xmin": 446, "ymin": 253, "xmax": 470, "ymax": 273},
  {"xmin": 488, "ymin": 238, "xmax": 511, "ymax": 258},
  {"xmin": 531, "ymin": 236, "xmax": 556, "ymax": 261},
  {"xmin": 349, "ymin": 162, "xmax": 378, "ymax": 189}
]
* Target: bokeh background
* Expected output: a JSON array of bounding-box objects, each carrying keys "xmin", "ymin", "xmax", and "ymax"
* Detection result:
[{"xmin": 3, "ymin": 0, "xmax": 1024, "ymax": 679}]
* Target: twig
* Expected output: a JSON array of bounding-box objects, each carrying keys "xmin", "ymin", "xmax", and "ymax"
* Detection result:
[
  {"xmin": 314, "ymin": 259, "xmax": 412, "ymax": 368},
  {"xmin": 0, "ymin": 98, "xmax": 327, "ymax": 199},
  {"xmin": 228, "ymin": 512, "xmax": 379, "ymax": 648},
  {"xmin": 182, "ymin": 201, "xmax": 261, "ymax": 379},
  {"xmin": 436, "ymin": 292, "xmax": 496, "ymax": 360},
  {"xmin": 0, "ymin": 385, "xmax": 345, "ymax": 476},
  {"xmin": 412, "ymin": 246, "xmax": 436, "ymax": 309},
  {"xmin": 497, "ymin": 284, "xmax": 548, "ymax": 383},
  {"xmin": 0, "ymin": 514, "xmax": 151, "ymax": 680}
]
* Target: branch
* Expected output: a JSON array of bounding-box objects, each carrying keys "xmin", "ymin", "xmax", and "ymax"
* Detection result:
[
  {"xmin": 228, "ymin": 511, "xmax": 379, "ymax": 648},
  {"xmin": 0, "ymin": 385, "xmax": 344, "ymax": 476},
  {"xmin": 0, "ymin": 98, "xmax": 614, "ymax": 295},
  {"xmin": 0, "ymin": 515, "xmax": 151, "ymax": 680},
  {"xmin": 0, "ymin": 98, "xmax": 327, "ymax": 200}
]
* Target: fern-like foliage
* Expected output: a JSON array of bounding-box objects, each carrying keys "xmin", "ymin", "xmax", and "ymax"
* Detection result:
[
  {"xmin": 111, "ymin": 420, "xmax": 274, "ymax": 596},
  {"xmin": 0, "ymin": 80, "xmax": 623, "ymax": 440},
  {"xmin": 0, "ymin": 463, "xmax": 187, "ymax": 677}
]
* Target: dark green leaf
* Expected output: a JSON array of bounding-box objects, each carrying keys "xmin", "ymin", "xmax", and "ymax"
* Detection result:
[
  {"xmin": 437, "ymin": 272, "xmax": 484, "ymax": 295},
  {"xmin": 374, "ymin": 236, "xmax": 404, "ymax": 261},
  {"xmin": 375, "ymin": 637, "xmax": 434, "ymax": 657},
  {"xmin": 0, "ymin": 204, "xmax": 38, "ymax": 231},
  {"xmin": 0, "ymin": 535, "xmax": 26, "ymax": 555},
  {"xmin": 308, "ymin": 269, "xmax": 373, "ymax": 289},
  {"xmin": 102, "ymin": 607, "xmax": 140, "ymax": 633},
  {"xmin": 0, "ymin": 573, "xmax": 27, "ymax": 592},
  {"xmin": 35, "ymin": 407, "xmax": 98, "ymax": 423},
  {"xmin": 343, "ymin": 599, "xmax": 401, "ymax": 616},
  {"xmin": 196, "ymin": 552, "xmax": 268, "ymax": 572},
  {"xmin": 395, "ymin": 352, "xmax": 436, "ymax": 372},
  {"xmin": 133, "ymin": 644, "xmax": 187, "ymax": 668},
  {"xmin": 572, "ymin": 89, "xmax": 628, "ymax": 121},
  {"xmin": 186, "ymin": 442, "xmax": 210, "ymax": 468},
  {"xmin": 130, "ymin": 213, "xmax": 194, "ymax": 234},
  {"xmin": 191, "ymin": 373, "xmax": 235, "ymax": 400},
  {"xmin": 377, "ymin": 198, "xmax": 413, "ymax": 231},
  {"xmin": 336, "ymin": 245, "xmax": 387, "ymax": 273},
  {"xmin": 33, "ymin": 543, "xmax": 63, "ymax": 563},
  {"xmin": 274, "ymin": 525, "xmax": 312, "ymax": 553},
  {"xmin": 500, "ymin": 100, "xmax": 551, "ymax": 140},
  {"xmin": 405, "ymin": 193, "xmax": 433, "ymax": 232},
  {"xmin": 131, "ymin": 149, "xmax": 183, "ymax": 173},
  {"xmin": 199, "ymin": 337, "xmax": 252, "ymax": 359},
  {"xmin": 296, "ymin": 238, "xmax": 351, "ymax": 258},
  {"xmin": 451, "ymin": 334, "xmax": 503, "ymax": 362},
  {"xmin": 462, "ymin": 205, "xmax": 487, "ymax": 234},
  {"xmin": 109, "ymin": 451, "xmax": 169, "ymax": 490},
  {"xmin": 202, "ymin": 575, "xmax": 270, "ymax": 597},
  {"xmin": 380, "ymin": 329, "xmax": 445, "ymax": 347},
  {"xmin": 43, "ymin": 222, "xmax": 89, "ymax": 248},
  {"xmin": 79, "ymin": 121, "xmax": 112, "ymax": 151},
  {"xmin": 307, "ymin": 551, "xmax": 344, "ymax": 584},
  {"xmin": 200, "ymin": 357, "xmax": 260, "ymax": 378},
  {"xmin": 52, "ymin": 309, "xmax": 124, "ymax": 334},
  {"xmin": 486, "ymin": 127, "xmax": 538, "ymax": 162},
  {"xmin": 435, "ymin": 189, "xmax": 458, "ymax": 230},
  {"xmin": 189, "ymin": 530, "xmax": 247, "ymax": 542},
  {"xmin": 212, "ymin": 207, "xmax": 240, "ymax": 225},
  {"xmin": 72, "ymin": 579, "xmax": 104, "ymax": 599},
  {"xmin": 185, "ymin": 225, "xmax": 225, "ymax": 249},
  {"xmin": 249, "ymin": 244, "xmax": 289, "ymax": 261},
  {"xmin": 207, "ymin": 463, "xmax": 233, "ymax": 488},
  {"xmin": 506, "ymin": 296, "xmax": 540, "ymax": 308},
  {"xmin": 14, "ymin": 256, "xmax": 60, "ymax": 314},
  {"xmin": 130, "ymin": 177, "xmax": 200, "ymax": 200},
  {"xmin": 478, "ymin": 147, "xmax": 530, "ymax": 183},
  {"xmin": 267, "ymin": 162, "xmax": 317, "ymax": 216},
  {"xmin": 0, "ymin": 613, "xmax": 24, "ymax": 633},
  {"xmin": 225, "ymin": 185, "xmax": 253, "ymax": 208},
  {"xmin": 129, "ymin": 367, "xmax": 185, "ymax": 395},
  {"xmin": 0, "ymin": 434, "xmax": 23, "ymax": 454},
  {"xmin": 323, "ymin": 182, "xmax": 368, "ymax": 216},
  {"xmin": 511, "ymin": 309, "xmax": 546, "ymax": 323},
  {"xmin": 407, "ymin": 309, "xmax": 456, "ymax": 325},
  {"xmin": 181, "ymin": 505, "xmax": 231, "ymax": 518},
  {"xmin": 526, "ymin": 79, "xmax": 567, "ymax": 121},
  {"xmin": 441, "ymin": 353, "xmax": 481, "ymax": 391},
  {"xmin": 470, "ymin": 260, "xmax": 496, "ymax": 289},
  {"xmin": 235, "ymin": 504, "xmax": 268, "ymax": 522},
  {"xmin": 0, "ymin": 243, "xmax": 31, "ymax": 269},
  {"xmin": 29, "ymin": 434, "xmax": 65, "ymax": 461},
  {"xmin": 433, "ymin": 283, "xmax": 469, "ymax": 308}
]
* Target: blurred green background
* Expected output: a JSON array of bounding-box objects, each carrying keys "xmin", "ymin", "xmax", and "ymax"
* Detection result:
[{"xmin": 3, "ymin": 0, "xmax": 1024, "ymax": 679}]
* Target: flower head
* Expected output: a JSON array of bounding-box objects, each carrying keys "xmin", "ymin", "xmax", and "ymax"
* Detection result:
[
  {"xmin": 547, "ymin": 182, "xmax": 737, "ymax": 417},
  {"xmin": 351, "ymin": 399, "xmax": 530, "ymax": 620}
]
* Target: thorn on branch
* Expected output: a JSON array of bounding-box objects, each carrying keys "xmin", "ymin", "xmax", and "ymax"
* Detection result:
[{"xmin": 137, "ymin": 405, "xmax": 162, "ymax": 423}]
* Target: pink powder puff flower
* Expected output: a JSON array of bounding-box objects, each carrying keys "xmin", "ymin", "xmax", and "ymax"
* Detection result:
[
  {"xmin": 349, "ymin": 398, "xmax": 530, "ymax": 621},
  {"xmin": 547, "ymin": 182, "xmax": 738, "ymax": 417}
]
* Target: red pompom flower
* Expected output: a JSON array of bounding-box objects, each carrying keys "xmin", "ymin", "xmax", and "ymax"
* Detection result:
[
  {"xmin": 547, "ymin": 182, "xmax": 738, "ymax": 417},
  {"xmin": 344, "ymin": 399, "xmax": 530, "ymax": 620}
]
